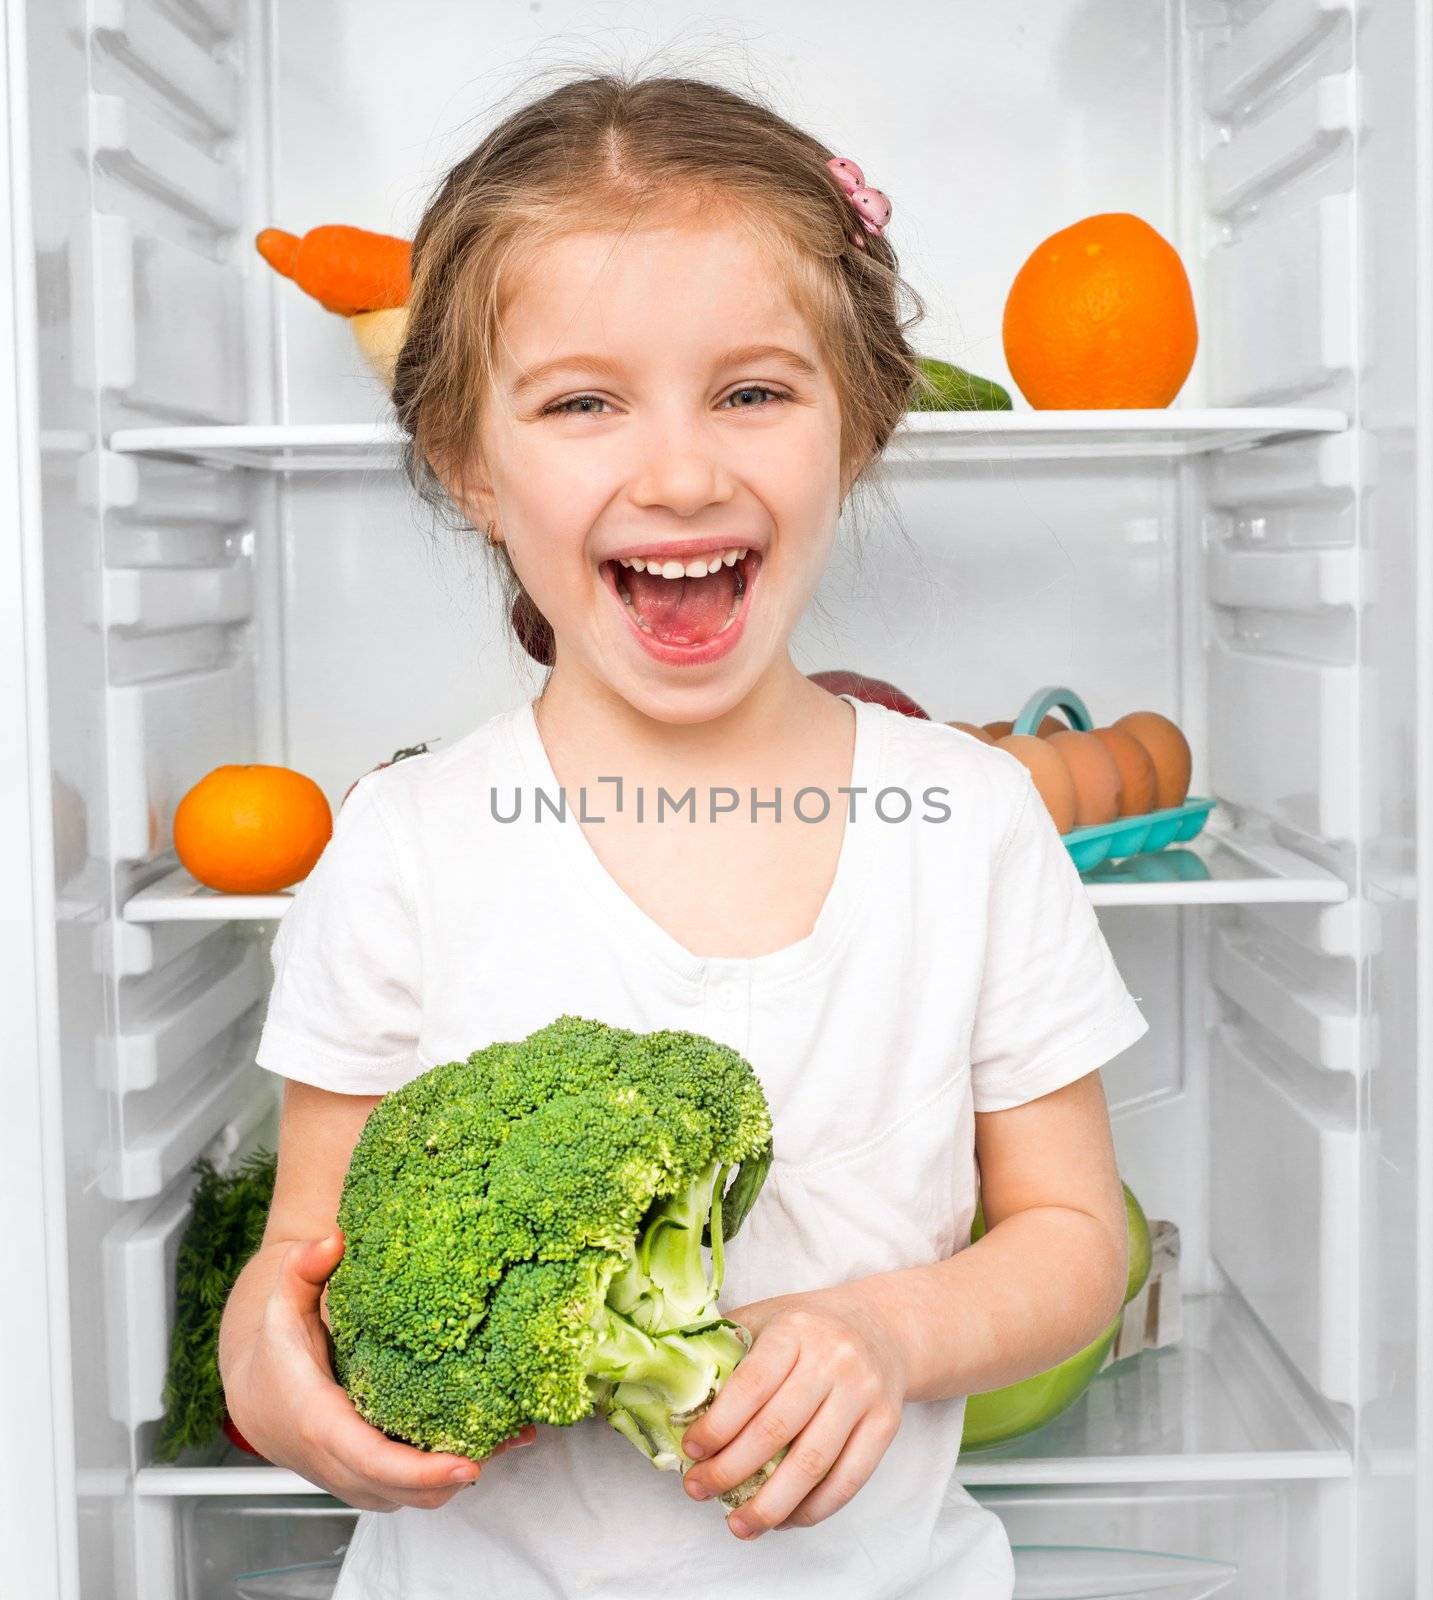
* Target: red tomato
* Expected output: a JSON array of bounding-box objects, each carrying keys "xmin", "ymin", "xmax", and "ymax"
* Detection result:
[{"xmin": 221, "ymin": 1412, "xmax": 264, "ymax": 1458}]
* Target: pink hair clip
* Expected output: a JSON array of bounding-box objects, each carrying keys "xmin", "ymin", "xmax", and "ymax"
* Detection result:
[{"xmin": 826, "ymin": 156, "xmax": 892, "ymax": 248}]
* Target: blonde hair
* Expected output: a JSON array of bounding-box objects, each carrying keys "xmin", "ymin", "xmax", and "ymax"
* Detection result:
[{"xmin": 392, "ymin": 68, "xmax": 929, "ymax": 669}]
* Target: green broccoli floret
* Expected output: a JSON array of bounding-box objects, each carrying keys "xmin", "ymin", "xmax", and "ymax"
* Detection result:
[{"xmin": 328, "ymin": 1014, "xmax": 782, "ymax": 1508}]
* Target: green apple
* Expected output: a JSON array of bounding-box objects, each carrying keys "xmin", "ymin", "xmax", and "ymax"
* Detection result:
[
  {"xmin": 1123, "ymin": 1181, "xmax": 1152, "ymax": 1305},
  {"xmin": 961, "ymin": 1180, "xmax": 1151, "ymax": 1451}
]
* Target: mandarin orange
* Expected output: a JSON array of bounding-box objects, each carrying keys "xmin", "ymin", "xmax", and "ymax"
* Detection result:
[{"xmin": 174, "ymin": 764, "xmax": 332, "ymax": 893}]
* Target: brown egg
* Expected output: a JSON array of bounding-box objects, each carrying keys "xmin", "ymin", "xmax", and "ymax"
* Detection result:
[
  {"xmin": 996, "ymin": 734, "xmax": 1078, "ymax": 834},
  {"xmin": 1036, "ymin": 714, "xmax": 1070, "ymax": 737},
  {"xmin": 1090, "ymin": 726, "xmax": 1157, "ymax": 816},
  {"xmin": 983, "ymin": 719, "xmax": 1015, "ymax": 740},
  {"xmin": 1046, "ymin": 730, "xmax": 1121, "ymax": 827},
  {"xmin": 947, "ymin": 721, "xmax": 995, "ymax": 744},
  {"xmin": 1113, "ymin": 711, "xmax": 1192, "ymax": 809}
]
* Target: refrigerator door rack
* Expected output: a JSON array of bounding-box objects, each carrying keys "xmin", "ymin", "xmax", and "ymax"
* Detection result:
[{"xmin": 105, "ymin": 408, "xmax": 1349, "ymax": 474}]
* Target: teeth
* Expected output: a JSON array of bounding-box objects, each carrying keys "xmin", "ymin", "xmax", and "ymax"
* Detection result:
[{"xmin": 615, "ymin": 546, "xmax": 750, "ymax": 579}]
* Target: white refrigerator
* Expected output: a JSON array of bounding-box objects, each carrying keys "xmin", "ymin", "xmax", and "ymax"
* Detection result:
[{"xmin": 2, "ymin": 1, "xmax": 1430, "ymax": 1596}]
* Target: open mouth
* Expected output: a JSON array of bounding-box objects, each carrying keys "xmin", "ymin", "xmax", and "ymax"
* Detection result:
[{"xmin": 600, "ymin": 545, "xmax": 760, "ymax": 651}]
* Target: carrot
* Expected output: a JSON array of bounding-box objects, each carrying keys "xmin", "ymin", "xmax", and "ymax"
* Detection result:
[{"xmin": 255, "ymin": 224, "xmax": 411, "ymax": 316}]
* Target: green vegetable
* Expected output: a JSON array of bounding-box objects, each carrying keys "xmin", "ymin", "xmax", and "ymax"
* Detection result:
[
  {"xmin": 911, "ymin": 355, "xmax": 1013, "ymax": 411},
  {"xmin": 328, "ymin": 1014, "xmax": 781, "ymax": 1508},
  {"xmin": 154, "ymin": 1148, "xmax": 277, "ymax": 1461}
]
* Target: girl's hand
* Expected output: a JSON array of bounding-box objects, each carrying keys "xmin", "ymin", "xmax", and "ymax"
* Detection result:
[
  {"xmin": 225, "ymin": 1230, "xmax": 535, "ymax": 1511},
  {"xmin": 678, "ymin": 1287, "xmax": 909, "ymax": 1538}
]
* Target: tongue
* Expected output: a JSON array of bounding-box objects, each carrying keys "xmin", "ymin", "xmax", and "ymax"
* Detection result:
[{"xmin": 622, "ymin": 564, "xmax": 738, "ymax": 645}]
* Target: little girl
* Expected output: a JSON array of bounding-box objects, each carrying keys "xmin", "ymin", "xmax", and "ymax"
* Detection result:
[{"xmin": 220, "ymin": 70, "xmax": 1147, "ymax": 1600}]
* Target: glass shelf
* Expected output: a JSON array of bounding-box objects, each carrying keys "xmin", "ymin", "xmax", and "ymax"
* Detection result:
[
  {"xmin": 132, "ymin": 1293, "xmax": 1348, "ymax": 1500},
  {"xmin": 106, "ymin": 408, "xmax": 1348, "ymax": 473},
  {"xmin": 956, "ymin": 1292, "xmax": 1350, "ymax": 1487},
  {"xmin": 889, "ymin": 407, "xmax": 1348, "ymax": 463},
  {"xmin": 1079, "ymin": 829, "xmax": 1347, "ymax": 908}
]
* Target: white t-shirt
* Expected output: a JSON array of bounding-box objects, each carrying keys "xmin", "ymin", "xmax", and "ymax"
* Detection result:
[{"xmin": 255, "ymin": 692, "xmax": 1148, "ymax": 1600}]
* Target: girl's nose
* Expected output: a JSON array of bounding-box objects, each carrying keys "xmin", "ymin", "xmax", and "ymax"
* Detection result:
[{"xmin": 628, "ymin": 447, "xmax": 735, "ymax": 519}]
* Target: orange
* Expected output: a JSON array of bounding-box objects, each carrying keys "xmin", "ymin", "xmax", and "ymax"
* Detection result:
[
  {"xmin": 174, "ymin": 764, "xmax": 332, "ymax": 893},
  {"xmin": 1002, "ymin": 213, "xmax": 1197, "ymax": 409}
]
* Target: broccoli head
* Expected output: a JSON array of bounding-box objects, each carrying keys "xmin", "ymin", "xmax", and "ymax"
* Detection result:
[{"xmin": 327, "ymin": 1014, "xmax": 782, "ymax": 1508}]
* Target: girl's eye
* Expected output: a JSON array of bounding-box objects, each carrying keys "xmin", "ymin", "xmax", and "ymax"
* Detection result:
[
  {"xmin": 540, "ymin": 386, "xmax": 790, "ymax": 417},
  {"xmin": 543, "ymin": 394, "xmax": 610, "ymax": 416},
  {"xmin": 722, "ymin": 385, "xmax": 789, "ymax": 410}
]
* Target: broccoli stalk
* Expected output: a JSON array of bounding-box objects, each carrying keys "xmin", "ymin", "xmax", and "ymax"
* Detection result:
[
  {"xmin": 589, "ymin": 1156, "xmax": 787, "ymax": 1506},
  {"xmin": 606, "ymin": 1158, "xmax": 727, "ymax": 1331}
]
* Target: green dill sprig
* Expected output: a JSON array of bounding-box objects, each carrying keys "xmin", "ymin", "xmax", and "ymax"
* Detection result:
[{"xmin": 153, "ymin": 1147, "xmax": 278, "ymax": 1461}]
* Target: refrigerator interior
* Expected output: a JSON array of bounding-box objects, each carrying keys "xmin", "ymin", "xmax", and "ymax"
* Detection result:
[{"xmin": 9, "ymin": 0, "xmax": 1428, "ymax": 1595}]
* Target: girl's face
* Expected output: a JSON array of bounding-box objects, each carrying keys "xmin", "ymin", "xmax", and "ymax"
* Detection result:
[{"xmin": 463, "ymin": 215, "xmax": 845, "ymax": 725}]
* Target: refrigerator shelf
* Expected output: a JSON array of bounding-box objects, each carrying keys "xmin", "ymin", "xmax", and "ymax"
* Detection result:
[
  {"xmin": 956, "ymin": 1291, "xmax": 1350, "ymax": 1486},
  {"xmin": 1080, "ymin": 829, "xmax": 1348, "ymax": 907},
  {"xmin": 124, "ymin": 869, "xmax": 297, "ymax": 921},
  {"xmin": 122, "ymin": 829, "xmax": 1348, "ymax": 924},
  {"xmin": 889, "ymin": 408, "xmax": 1349, "ymax": 463},
  {"xmin": 105, "ymin": 408, "xmax": 1349, "ymax": 473},
  {"xmin": 132, "ymin": 1293, "xmax": 1348, "ymax": 1500}
]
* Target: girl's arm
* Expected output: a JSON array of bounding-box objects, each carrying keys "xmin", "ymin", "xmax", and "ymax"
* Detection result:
[
  {"xmin": 822, "ymin": 1064, "xmax": 1128, "ymax": 1401},
  {"xmin": 218, "ymin": 1079, "xmax": 533, "ymax": 1509},
  {"xmin": 678, "ymin": 1068, "xmax": 1127, "ymax": 1534}
]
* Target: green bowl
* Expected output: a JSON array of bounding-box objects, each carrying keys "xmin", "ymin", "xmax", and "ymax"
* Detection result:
[
  {"xmin": 961, "ymin": 1182, "xmax": 1151, "ymax": 1452},
  {"xmin": 962, "ymin": 1318, "xmax": 1120, "ymax": 1451}
]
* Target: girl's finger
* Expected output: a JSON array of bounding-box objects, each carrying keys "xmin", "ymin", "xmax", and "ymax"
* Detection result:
[
  {"xmin": 773, "ymin": 1407, "xmax": 901, "ymax": 1531},
  {"xmin": 722, "ymin": 1389, "xmax": 865, "ymax": 1537},
  {"xmin": 488, "ymin": 1425, "xmax": 538, "ymax": 1456},
  {"xmin": 681, "ymin": 1323, "xmax": 801, "ymax": 1462},
  {"xmin": 685, "ymin": 1357, "xmax": 831, "ymax": 1506},
  {"xmin": 343, "ymin": 1424, "xmax": 534, "ymax": 1503},
  {"xmin": 277, "ymin": 1233, "xmax": 345, "ymax": 1315},
  {"xmin": 319, "ymin": 1444, "xmax": 480, "ymax": 1509},
  {"xmin": 370, "ymin": 1483, "xmax": 466, "ymax": 1512},
  {"xmin": 318, "ymin": 1448, "xmax": 472, "ymax": 1513}
]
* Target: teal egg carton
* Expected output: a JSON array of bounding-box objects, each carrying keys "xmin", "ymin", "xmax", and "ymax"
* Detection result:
[{"xmin": 1011, "ymin": 687, "xmax": 1214, "ymax": 872}]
